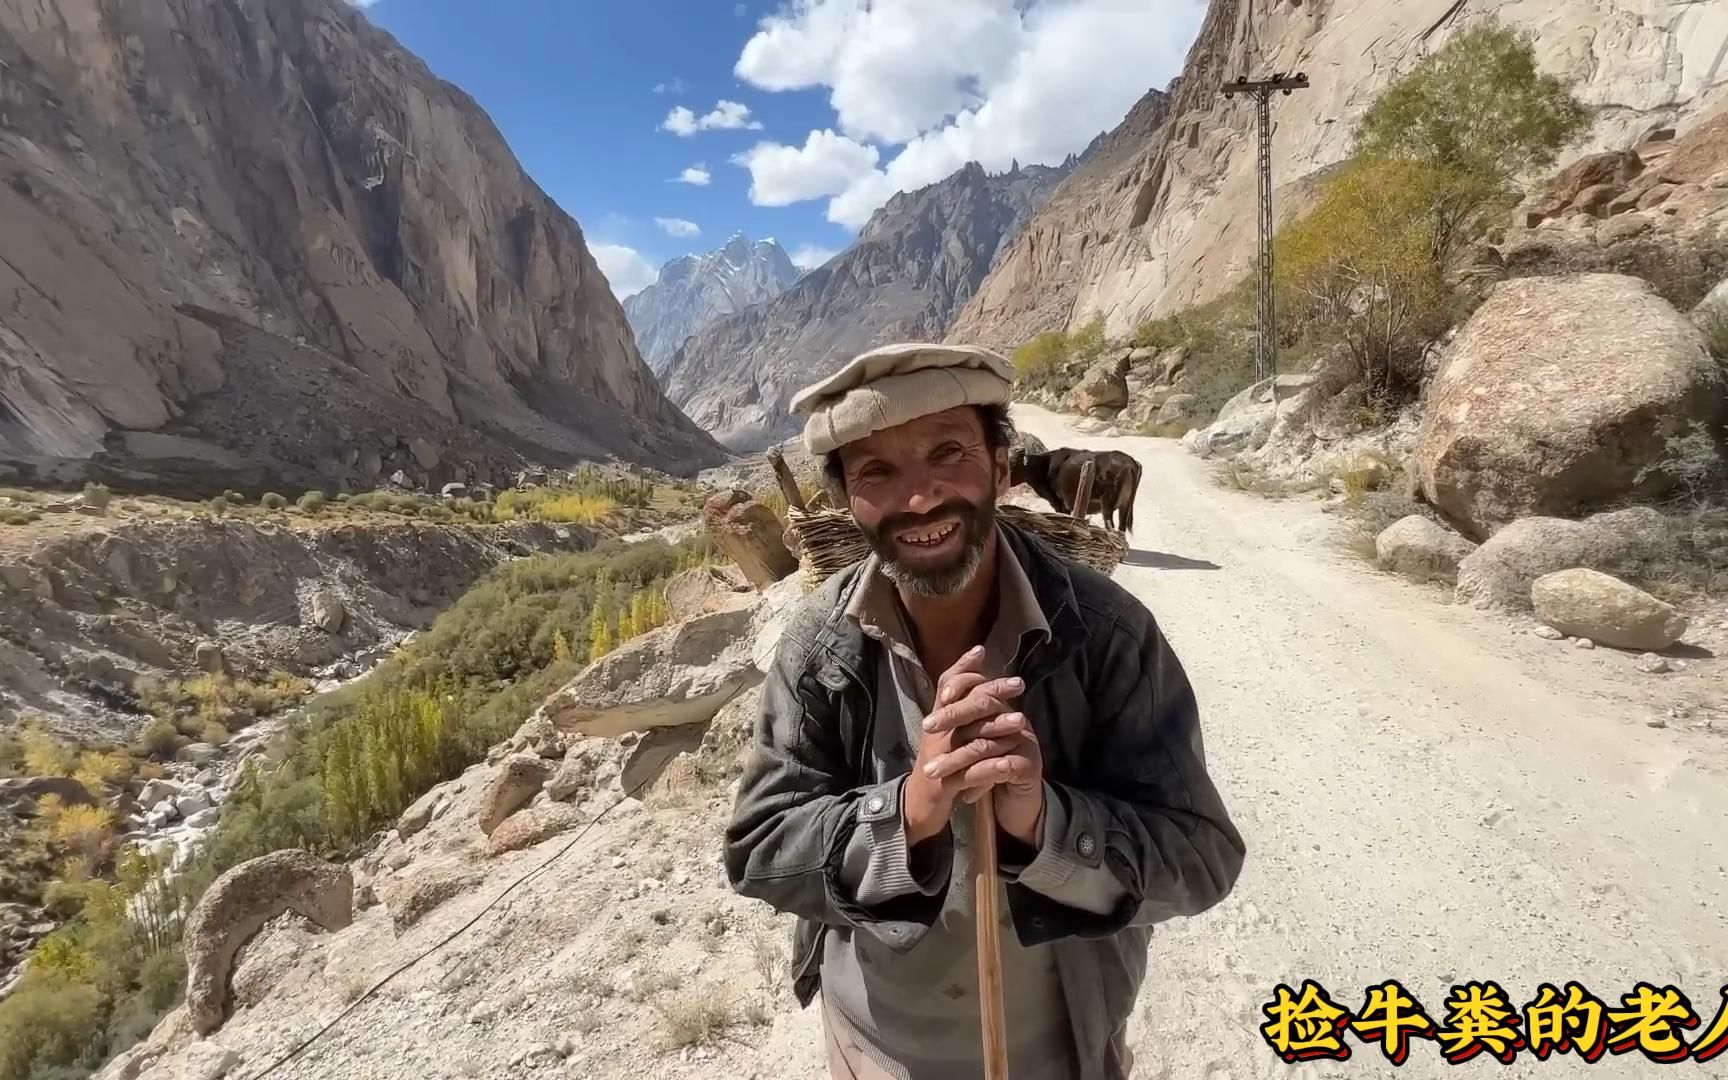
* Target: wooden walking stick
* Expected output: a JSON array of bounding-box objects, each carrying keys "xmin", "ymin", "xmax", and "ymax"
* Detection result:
[{"xmin": 974, "ymin": 459, "xmax": 1094, "ymax": 1080}]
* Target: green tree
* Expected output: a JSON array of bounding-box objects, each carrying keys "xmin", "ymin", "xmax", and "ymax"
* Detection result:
[
  {"xmin": 1356, "ymin": 22, "xmax": 1590, "ymax": 183},
  {"xmin": 1276, "ymin": 158, "xmax": 1455, "ymax": 397},
  {"xmin": 1354, "ymin": 21, "xmax": 1589, "ymax": 263}
]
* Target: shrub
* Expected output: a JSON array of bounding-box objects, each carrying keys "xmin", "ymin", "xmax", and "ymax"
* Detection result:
[
  {"xmin": 201, "ymin": 721, "xmax": 230, "ymax": 746},
  {"xmin": 260, "ymin": 492, "xmax": 288, "ymax": 510},
  {"xmin": 223, "ymin": 490, "xmax": 245, "ymax": 505},
  {"xmin": 207, "ymin": 497, "xmax": 228, "ymax": 519},
  {"xmin": 20, "ymin": 723, "xmax": 75, "ymax": 777},
  {"xmin": 1355, "ymin": 21, "xmax": 1590, "ymax": 184},
  {"xmin": 137, "ymin": 717, "xmax": 180, "ymax": 759},
  {"xmin": 653, "ymin": 986, "xmax": 737, "ymax": 1049},
  {"xmin": 0, "ymin": 507, "xmax": 40, "ymax": 526},
  {"xmin": 0, "ymin": 970, "xmax": 104, "ymax": 1079},
  {"xmin": 297, "ymin": 490, "xmax": 327, "ymax": 513},
  {"xmin": 1636, "ymin": 428, "xmax": 1727, "ymax": 502},
  {"xmin": 335, "ymin": 491, "xmax": 353, "ymax": 503},
  {"xmin": 1011, "ymin": 330, "xmax": 1072, "ymax": 389},
  {"xmin": 1697, "ymin": 300, "xmax": 1728, "ymax": 361},
  {"xmin": 1276, "ymin": 158, "xmax": 1458, "ymax": 399},
  {"xmin": 80, "ymin": 483, "xmax": 112, "ymax": 510},
  {"xmin": 493, "ymin": 488, "xmax": 615, "ymax": 525}
]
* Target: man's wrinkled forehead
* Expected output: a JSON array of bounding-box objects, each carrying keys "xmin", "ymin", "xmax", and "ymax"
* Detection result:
[{"xmin": 838, "ymin": 406, "xmax": 985, "ymax": 462}]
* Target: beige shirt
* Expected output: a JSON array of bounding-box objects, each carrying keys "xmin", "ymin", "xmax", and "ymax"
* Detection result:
[{"xmin": 821, "ymin": 531, "xmax": 1126, "ymax": 1079}]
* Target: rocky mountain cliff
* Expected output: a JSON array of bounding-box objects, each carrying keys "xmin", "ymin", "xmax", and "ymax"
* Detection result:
[
  {"xmin": 660, "ymin": 161, "xmax": 1071, "ymax": 451},
  {"xmin": 624, "ymin": 235, "xmax": 802, "ymax": 374},
  {"xmin": 954, "ymin": 0, "xmax": 1728, "ymax": 344},
  {"xmin": 0, "ymin": 0, "xmax": 726, "ymax": 494},
  {"xmin": 947, "ymin": 86, "xmax": 1175, "ymax": 350}
]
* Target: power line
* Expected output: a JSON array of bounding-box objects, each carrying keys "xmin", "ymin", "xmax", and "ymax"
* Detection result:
[{"xmin": 1221, "ymin": 72, "xmax": 1309, "ymax": 409}]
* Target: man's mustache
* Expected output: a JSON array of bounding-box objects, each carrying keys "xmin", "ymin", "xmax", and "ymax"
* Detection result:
[{"xmin": 877, "ymin": 499, "xmax": 982, "ymax": 536}]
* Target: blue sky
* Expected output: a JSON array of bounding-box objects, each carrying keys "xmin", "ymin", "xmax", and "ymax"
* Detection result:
[{"xmin": 353, "ymin": 0, "xmax": 1204, "ymax": 298}]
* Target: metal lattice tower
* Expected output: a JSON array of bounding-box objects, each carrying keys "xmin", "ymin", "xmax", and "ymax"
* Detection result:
[{"xmin": 1221, "ymin": 72, "xmax": 1309, "ymax": 388}]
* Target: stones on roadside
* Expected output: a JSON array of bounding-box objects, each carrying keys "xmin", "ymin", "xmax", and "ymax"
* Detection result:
[
  {"xmin": 1573, "ymin": 637, "xmax": 1596, "ymax": 650},
  {"xmin": 1532, "ymin": 567, "xmax": 1689, "ymax": 651},
  {"xmin": 1636, "ymin": 653, "xmax": 1674, "ymax": 675},
  {"xmin": 1532, "ymin": 625, "xmax": 1565, "ymax": 640}
]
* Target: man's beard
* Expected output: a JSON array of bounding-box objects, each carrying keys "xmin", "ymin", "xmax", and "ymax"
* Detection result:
[{"xmin": 858, "ymin": 485, "xmax": 997, "ymax": 599}]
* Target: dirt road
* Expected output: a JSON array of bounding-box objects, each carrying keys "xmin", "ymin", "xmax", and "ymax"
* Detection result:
[{"xmin": 1011, "ymin": 405, "xmax": 1728, "ymax": 1079}]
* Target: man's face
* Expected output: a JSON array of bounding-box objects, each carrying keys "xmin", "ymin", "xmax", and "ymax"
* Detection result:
[{"xmin": 838, "ymin": 407, "xmax": 1010, "ymax": 597}]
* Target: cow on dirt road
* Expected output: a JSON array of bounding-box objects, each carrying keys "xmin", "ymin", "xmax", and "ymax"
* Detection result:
[{"xmin": 1010, "ymin": 447, "xmax": 1142, "ymax": 533}]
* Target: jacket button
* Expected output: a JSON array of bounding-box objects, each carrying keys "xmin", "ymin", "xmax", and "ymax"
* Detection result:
[
  {"xmin": 1077, "ymin": 834, "xmax": 1096, "ymax": 858},
  {"xmin": 865, "ymin": 795, "xmax": 886, "ymax": 814}
]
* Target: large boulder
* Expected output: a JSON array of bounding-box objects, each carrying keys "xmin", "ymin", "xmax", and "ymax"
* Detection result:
[
  {"xmin": 183, "ymin": 851, "xmax": 353, "ymax": 1035},
  {"xmin": 0, "ymin": 775, "xmax": 96, "ymax": 813},
  {"xmin": 1454, "ymin": 507, "xmax": 1670, "ymax": 610},
  {"xmin": 702, "ymin": 491, "xmax": 797, "ymax": 588},
  {"xmin": 376, "ymin": 863, "xmax": 483, "ymax": 931},
  {"xmin": 478, "ymin": 755, "xmax": 552, "ymax": 837},
  {"xmin": 1375, "ymin": 516, "xmax": 1477, "ymax": 584},
  {"xmin": 543, "ymin": 603, "xmax": 761, "ymax": 738},
  {"xmin": 1527, "ymin": 151, "xmax": 1644, "ymax": 223},
  {"xmin": 1068, "ymin": 358, "xmax": 1129, "ymax": 414},
  {"xmin": 1182, "ymin": 375, "xmax": 1317, "ymax": 459},
  {"xmin": 486, "ymin": 803, "xmax": 581, "ymax": 856},
  {"xmin": 1154, "ymin": 393, "xmax": 1201, "ymax": 428},
  {"xmin": 1413, "ymin": 274, "xmax": 1724, "ymax": 539},
  {"xmin": 663, "ymin": 565, "xmax": 754, "ymax": 623},
  {"xmin": 1531, "ymin": 569, "xmax": 1689, "ymax": 650},
  {"xmin": 309, "ymin": 591, "xmax": 346, "ymax": 634}
]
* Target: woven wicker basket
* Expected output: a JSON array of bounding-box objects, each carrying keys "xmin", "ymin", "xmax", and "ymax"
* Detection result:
[{"xmin": 784, "ymin": 504, "xmax": 1128, "ymax": 589}]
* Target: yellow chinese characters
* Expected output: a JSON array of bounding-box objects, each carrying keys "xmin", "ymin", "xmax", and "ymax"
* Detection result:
[
  {"xmin": 1257, "ymin": 980, "xmax": 1728, "ymax": 1066},
  {"xmin": 1260, "ymin": 980, "xmax": 1352, "ymax": 1062}
]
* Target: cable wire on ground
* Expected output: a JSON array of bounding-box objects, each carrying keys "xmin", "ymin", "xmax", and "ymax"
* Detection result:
[{"xmin": 242, "ymin": 772, "xmax": 655, "ymax": 1080}]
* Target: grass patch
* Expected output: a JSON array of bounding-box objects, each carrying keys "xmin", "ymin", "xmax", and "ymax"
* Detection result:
[
  {"xmin": 134, "ymin": 672, "xmax": 310, "ymax": 735},
  {"xmin": 493, "ymin": 488, "xmax": 614, "ymax": 525},
  {"xmin": 652, "ymin": 986, "xmax": 738, "ymax": 1049}
]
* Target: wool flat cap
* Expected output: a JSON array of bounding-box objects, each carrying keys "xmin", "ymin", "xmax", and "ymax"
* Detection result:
[{"xmin": 791, "ymin": 342, "xmax": 1016, "ymax": 455}]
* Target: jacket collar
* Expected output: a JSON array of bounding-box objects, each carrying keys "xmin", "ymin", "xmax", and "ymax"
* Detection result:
[{"xmin": 808, "ymin": 519, "xmax": 1089, "ymax": 691}]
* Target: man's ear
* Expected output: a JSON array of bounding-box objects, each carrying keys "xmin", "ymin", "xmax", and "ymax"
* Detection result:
[{"xmin": 993, "ymin": 446, "xmax": 1012, "ymax": 494}]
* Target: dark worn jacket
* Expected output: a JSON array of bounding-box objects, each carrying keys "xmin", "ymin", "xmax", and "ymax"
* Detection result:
[{"xmin": 723, "ymin": 525, "xmax": 1246, "ymax": 1078}]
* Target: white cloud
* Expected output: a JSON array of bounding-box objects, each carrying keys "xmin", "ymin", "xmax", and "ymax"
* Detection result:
[
  {"xmin": 676, "ymin": 164, "xmax": 713, "ymax": 186},
  {"xmin": 701, "ymin": 100, "xmax": 765, "ymax": 131},
  {"xmin": 656, "ymin": 217, "xmax": 702, "ymax": 239},
  {"xmin": 591, "ymin": 243, "xmax": 659, "ymax": 299},
  {"xmin": 736, "ymin": 0, "xmax": 1204, "ymax": 227},
  {"xmin": 790, "ymin": 243, "xmax": 839, "ymax": 270},
  {"xmin": 653, "ymin": 78, "xmax": 689, "ymax": 95},
  {"xmin": 734, "ymin": 2, "xmax": 749, "ymax": 15},
  {"xmin": 661, "ymin": 106, "xmax": 700, "ymax": 136},
  {"xmin": 738, "ymin": 0, "xmax": 1021, "ymax": 145},
  {"xmin": 733, "ymin": 129, "xmax": 880, "ymax": 206},
  {"xmin": 661, "ymin": 100, "xmax": 765, "ymax": 137}
]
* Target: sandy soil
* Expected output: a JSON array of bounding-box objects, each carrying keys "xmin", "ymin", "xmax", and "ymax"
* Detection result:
[{"xmin": 117, "ymin": 406, "xmax": 1728, "ymax": 1080}]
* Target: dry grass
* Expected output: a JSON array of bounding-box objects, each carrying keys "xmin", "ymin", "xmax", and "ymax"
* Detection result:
[
  {"xmin": 652, "ymin": 985, "xmax": 738, "ymax": 1049},
  {"xmin": 1214, "ymin": 460, "xmax": 1299, "ymax": 498},
  {"xmin": 749, "ymin": 930, "xmax": 784, "ymax": 997}
]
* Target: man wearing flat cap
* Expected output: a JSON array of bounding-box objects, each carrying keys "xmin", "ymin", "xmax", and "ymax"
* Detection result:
[{"xmin": 724, "ymin": 343, "xmax": 1244, "ymax": 1079}]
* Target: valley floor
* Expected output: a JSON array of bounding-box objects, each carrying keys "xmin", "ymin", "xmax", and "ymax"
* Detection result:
[{"xmin": 125, "ymin": 406, "xmax": 1728, "ymax": 1080}]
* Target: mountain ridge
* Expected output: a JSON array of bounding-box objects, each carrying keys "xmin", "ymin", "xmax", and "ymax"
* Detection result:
[
  {"xmin": 624, "ymin": 234, "xmax": 802, "ymax": 374},
  {"xmin": 660, "ymin": 160, "xmax": 1072, "ymax": 451},
  {"xmin": 0, "ymin": 0, "xmax": 726, "ymax": 493}
]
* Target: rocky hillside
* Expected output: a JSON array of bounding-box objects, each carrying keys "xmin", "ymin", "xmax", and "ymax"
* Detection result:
[
  {"xmin": 624, "ymin": 235, "xmax": 802, "ymax": 374},
  {"xmin": 0, "ymin": 515, "xmax": 598, "ymax": 744},
  {"xmin": 660, "ymin": 161, "xmax": 1071, "ymax": 451},
  {"xmin": 0, "ymin": 0, "xmax": 725, "ymax": 495},
  {"xmin": 947, "ymin": 86, "xmax": 1175, "ymax": 351},
  {"xmin": 955, "ymin": 0, "xmax": 1728, "ymax": 343}
]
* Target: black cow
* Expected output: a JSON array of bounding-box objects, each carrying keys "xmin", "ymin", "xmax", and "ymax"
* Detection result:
[{"xmin": 1009, "ymin": 447, "xmax": 1142, "ymax": 533}]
